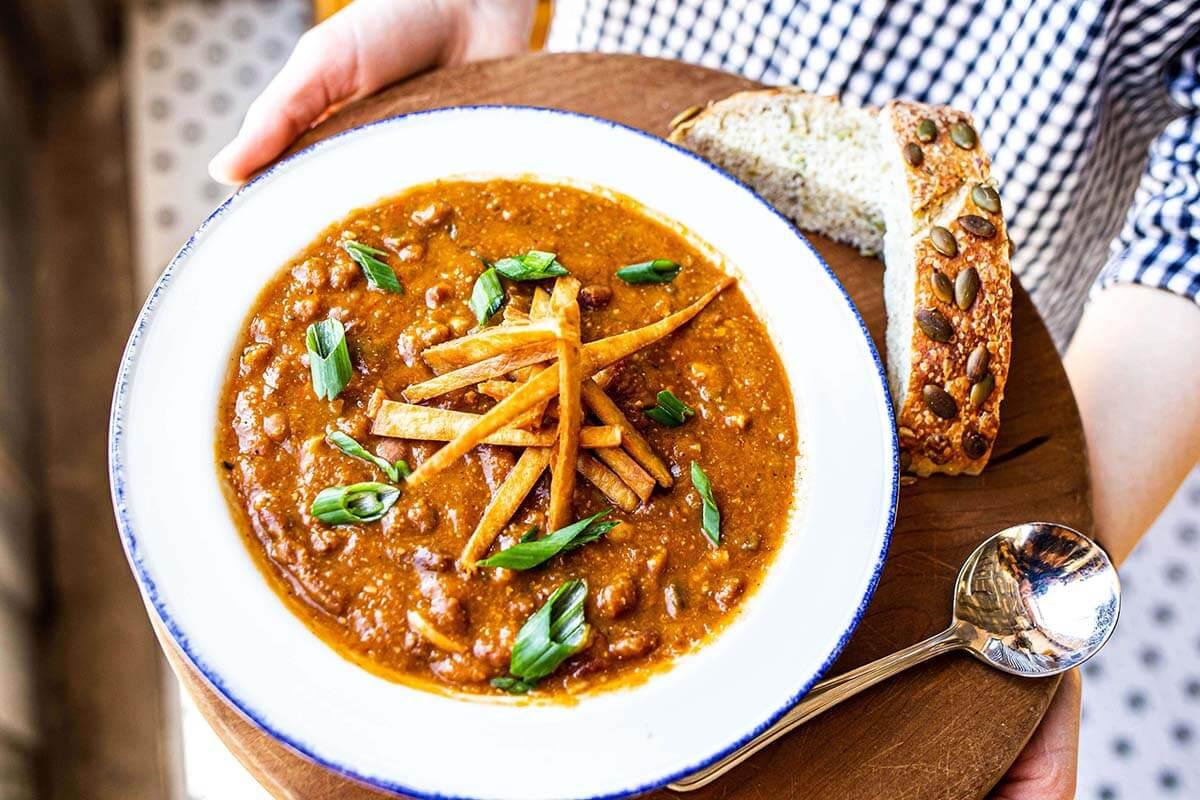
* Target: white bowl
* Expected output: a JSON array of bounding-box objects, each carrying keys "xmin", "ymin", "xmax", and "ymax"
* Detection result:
[{"xmin": 110, "ymin": 106, "xmax": 898, "ymax": 800}]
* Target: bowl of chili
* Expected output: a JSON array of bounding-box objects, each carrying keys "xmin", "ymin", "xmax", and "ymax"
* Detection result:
[{"xmin": 110, "ymin": 106, "xmax": 897, "ymax": 800}]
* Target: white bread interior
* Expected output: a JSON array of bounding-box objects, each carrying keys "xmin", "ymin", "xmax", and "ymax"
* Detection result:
[{"xmin": 673, "ymin": 92, "xmax": 887, "ymax": 253}]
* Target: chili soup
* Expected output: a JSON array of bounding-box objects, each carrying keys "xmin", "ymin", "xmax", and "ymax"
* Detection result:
[{"xmin": 217, "ymin": 178, "xmax": 798, "ymax": 697}]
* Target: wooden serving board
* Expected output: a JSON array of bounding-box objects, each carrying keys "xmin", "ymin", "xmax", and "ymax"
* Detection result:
[{"xmin": 159, "ymin": 53, "xmax": 1091, "ymax": 800}]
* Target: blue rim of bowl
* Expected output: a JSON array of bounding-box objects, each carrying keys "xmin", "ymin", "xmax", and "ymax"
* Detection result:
[{"xmin": 108, "ymin": 104, "xmax": 899, "ymax": 800}]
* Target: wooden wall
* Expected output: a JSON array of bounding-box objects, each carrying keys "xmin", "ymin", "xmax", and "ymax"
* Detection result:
[
  {"xmin": 0, "ymin": 37, "xmax": 39, "ymax": 800},
  {"xmin": 4, "ymin": 0, "xmax": 117, "ymax": 84},
  {"xmin": 31, "ymin": 69, "xmax": 177, "ymax": 800},
  {"xmin": 1, "ymin": 2, "xmax": 177, "ymax": 799}
]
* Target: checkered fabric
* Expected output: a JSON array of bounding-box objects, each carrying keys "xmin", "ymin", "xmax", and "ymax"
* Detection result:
[{"xmin": 548, "ymin": 0, "xmax": 1200, "ymax": 346}]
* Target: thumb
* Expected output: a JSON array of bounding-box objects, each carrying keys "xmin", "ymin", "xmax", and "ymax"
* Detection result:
[
  {"xmin": 990, "ymin": 669, "xmax": 1081, "ymax": 800},
  {"xmin": 208, "ymin": 0, "xmax": 454, "ymax": 184}
]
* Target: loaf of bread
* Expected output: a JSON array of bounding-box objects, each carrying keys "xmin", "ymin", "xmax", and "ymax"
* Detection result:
[{"xmin": 670, "ymin": 90, "xmax": 1011, "ymax": 476}]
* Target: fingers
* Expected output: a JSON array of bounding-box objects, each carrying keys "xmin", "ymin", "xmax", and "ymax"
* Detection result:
[
  {"xmin": 989, "ymin": 669, "xmax": 1081, "ymax": 800},
  {"xmin": 442, "ymin": 0, "xmax": 537, "ymax": 65},
  {"xmin": 209, "ymin": 0, "xmax": 455, "ymax": 184},
  {"xmin": 207, "ymin": 26, "xmax": 351, "ymax": 185}
]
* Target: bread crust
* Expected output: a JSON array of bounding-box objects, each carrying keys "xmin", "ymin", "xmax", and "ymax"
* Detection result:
[
  {"xmin": 669, "ymin": 92, "xmax": 1012, "ymax": 477},
  {"xmin": 884, "ymin": 101, "xmax": 1012, "ymax": 476},
  {"xmin": 667, "ymin": 88, "xmax": 841, "ymax": 143}
]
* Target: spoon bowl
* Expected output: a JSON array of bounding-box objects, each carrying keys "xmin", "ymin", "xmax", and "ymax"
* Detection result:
[{"xmin": 954, "ymin": 522, "xmax": 1120, "ymax": 676}]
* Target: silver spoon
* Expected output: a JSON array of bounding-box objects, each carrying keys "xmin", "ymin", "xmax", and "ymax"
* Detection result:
[{"xmin": 670, "ymin": 522, "xmax": 1120, "ymax": 791}]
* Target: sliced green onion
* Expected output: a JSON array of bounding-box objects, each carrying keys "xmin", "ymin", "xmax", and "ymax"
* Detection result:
[
  {"xmin": 470, "ymin": 266, "xmax": 504, "ymax": 325},
  {"xmin": 498, "ymin": 579, "xmax": 590, "ymax": 690},
  {"xmin": 490, "ymin": 676, "xmax": 535, "ymax": 694},
  {"xmin": 615, "ymin": 259, "xmax": 681, "ymax": 285},
  {"xmin": 326, "ymin": 431, "xmax": 409, "ymax": 484},
  {"xmin": 343, "ymin": 240, "xmax": 403, "ymax": 293},
  {"xmin": 644, "ymin": 389, "xmax": 695, "ymax": 427},
  {"xmin": 690, "ymin": 462, "xmax": 721, "ymax": 545},
  {"xmin": 477, "ymin": 510, "xmax": 617, "ymax": 571},
  {"xmin": 493, "ymin": 250, "xmax": 569, "ymax": 281},
  {"xmin": 311, "ymin": 482, "xmax": 400, "ymax": 525},
  {"xmin": 305, "ymin": 318, "xmax": 352, "ymax": 400}
]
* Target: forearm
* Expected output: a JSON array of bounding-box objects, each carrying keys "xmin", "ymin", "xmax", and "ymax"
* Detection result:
[{"xmin": 1064, "ymin": 284, "xmax": 1200, "ymax": 565}]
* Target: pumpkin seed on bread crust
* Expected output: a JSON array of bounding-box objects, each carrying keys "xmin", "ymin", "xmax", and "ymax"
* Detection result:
[{"xmin": 885, "ymin": 100, "xmax": 1012, "ymax": 477}]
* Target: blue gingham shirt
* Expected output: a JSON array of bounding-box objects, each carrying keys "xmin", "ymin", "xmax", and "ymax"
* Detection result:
[{"xmin": 549, "ymin": 0, "xmax": 1200, "ymax": 345}]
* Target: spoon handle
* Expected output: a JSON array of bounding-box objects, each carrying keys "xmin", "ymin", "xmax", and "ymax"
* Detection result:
[{"xmin": 669, "ymin": 623, "xmax": 968, "ymax": 792}]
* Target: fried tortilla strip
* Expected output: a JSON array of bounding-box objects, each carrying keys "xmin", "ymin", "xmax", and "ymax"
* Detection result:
[
  {"xmin": 510, "ymin": 366, "xmax": 538, "ymax": 381},
  {"xmin": 530, "ymin": 286, "xmax": 551, "ymax": 319},
  {"xmin": 510, "ymin": 397, "xmax": 546, "ymax": 431},
  {"xmin": 575, "ymin": 453, "xmax": 639, "ymax": 512},
  {"xmin": 371, "ymin": 400, "xmax": 620, "ymax": 448},
  {"xmin": 502, "ymin": 305, "xmax": 530, "ymax": 325},
  {"xmin": 518, "ymin": 287, "xmax": 555, "ymax": 427},
  {"xmin": 421, "ymin": 320, "xmax": 558, "ymax": 373},
  {"xmin": 581, "ymin": 278, "xmax": 733, "ymax": 373},
  {"xmin": 406, "ymin": 278, "xmax": 734, "ymax": 489},
  {"xmin": 366, "ymin": 386, "xmax": 388, "ymax": 418},
  {"xmin": 459, "ymin": 446, "xmax": 552, "ymax": 569},
  {"xmin": 406, "ymin": 610, "xmax": 467, "ymax": 654},
  {"xmin": 581, "ymin": 380, "xmax": 673, "ymax": 488},
  {"xmin": 477, "ymin": 378, "xmax": 544, "ymax": 430},
  {"xmin": 593, "ymin": 446, "xmax": 656, "ymax": 502},
  {"xmin": 402, "ymin": 341, "xmax": 556, "ymax": 403},
  {"xmin": 591, "ymin": 366, "xmax": 617, "ymax": 389},
  {"xmin": 548, "ymin": 277, "xmax": 583, "ymax": 531},
  {"xmin": 476, "ymin": 380, "xmax": 517, "ymax": 401},
  {"xmin": 495, "ymin": 380, "xmax": 657, "ymax": 500}
]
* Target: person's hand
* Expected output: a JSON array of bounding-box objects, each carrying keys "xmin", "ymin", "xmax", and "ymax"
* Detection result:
[
  {"xmin": 989, "ymin": 669, "xmax": 1081, "ymax": 800},
  {"xmin": 994, "ymin": 283, "xmax": 1200, "ymax": 800},
  {"xmin": 209, "ymin": 0, "xmax": 535, "ymax": 184}
]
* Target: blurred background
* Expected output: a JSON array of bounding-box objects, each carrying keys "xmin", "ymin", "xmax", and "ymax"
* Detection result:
[{"xmin": 0, "ymin": 1, "xmax": 1194, "ymax": 798}]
